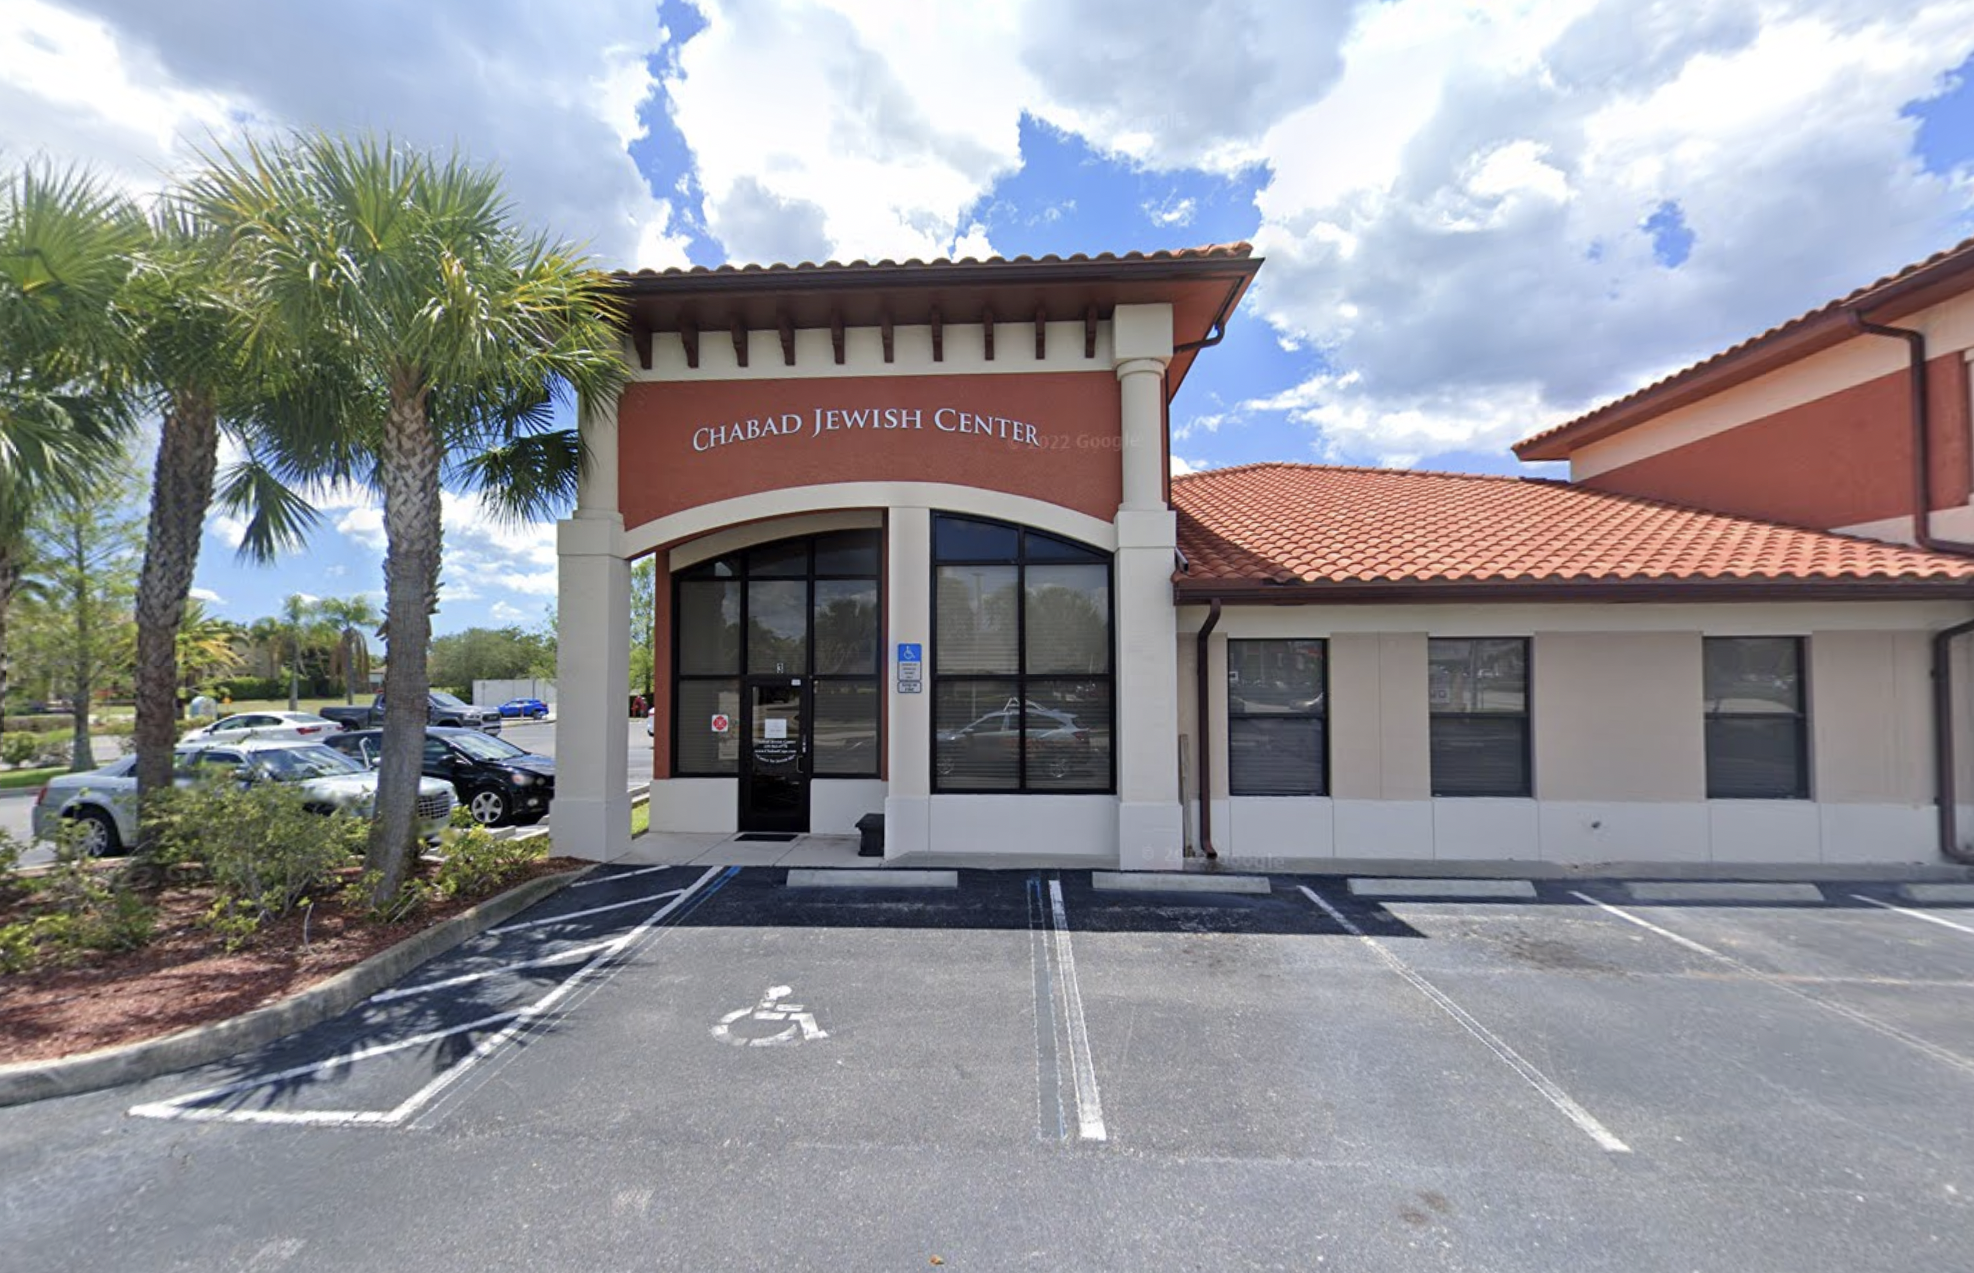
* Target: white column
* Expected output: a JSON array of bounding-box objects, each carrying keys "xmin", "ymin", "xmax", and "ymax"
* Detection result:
[
  {"xmin": 551, "ymin": 389, "xmax": 631, "ymax": 862},
  {"xmin": 1111, "ymin": 304, "xmax": 1183, "ymax": 869},
  {"xmin": 884, "ymin": 506, "xmax": 933, "ymax": 858}
]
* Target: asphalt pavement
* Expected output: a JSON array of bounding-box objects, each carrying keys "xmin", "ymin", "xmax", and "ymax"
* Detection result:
[{"xmin": 3, "ymin": 869, "xmax": 1972, "ymax": 1271}]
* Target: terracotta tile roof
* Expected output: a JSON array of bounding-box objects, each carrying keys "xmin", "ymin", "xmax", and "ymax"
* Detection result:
[
  {"xmin": 1515, "ymin": 233, "xmax": 1974, "ymax": 459},
  {"xmin": 616, "ymin": 242, "xmax": 1253, "ymax": 279},
  {"xmin": 1172, "ymin": 462, "xmax": 1974, "ymax": 593}
]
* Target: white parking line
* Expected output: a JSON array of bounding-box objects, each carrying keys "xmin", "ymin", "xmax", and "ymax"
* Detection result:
[
  {"xmin": 487, "ymin": 889, "xmax": 685, "ymax": 934},
  {"xmin": 1300, "ymin": 886, "xmax": 1631, "ymax": 1154},
  {"xmin": 571, "ymin": 864, "xmax": 677, "ymax": 889},
  {"xmin": 1852, "ymin": 894, "xmax": 1974, "ymax": 938},
  {"xmin": 1573, "ymin": 891, "xmax": 1974, "ymax": 1080},
  {"xmin": 368, "ymin": 936, "xmax": 631, "ymax": 1003},
  {"xmin": 1047, "ymin": 879, "xmax": 1107, "ymax": 1143},
  {"xmin": 130, "ymin": 866, "xmax": 728, "ymax": 1127}
]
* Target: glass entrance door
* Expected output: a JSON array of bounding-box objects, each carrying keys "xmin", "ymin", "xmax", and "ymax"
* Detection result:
[{"xmin": 739, "ymin": 680, "xmax": 809, "ymax": 833}]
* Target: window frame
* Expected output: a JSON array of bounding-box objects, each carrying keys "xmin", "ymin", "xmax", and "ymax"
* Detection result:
[
  {"xmin": 930, "ymin": 514, "xmax": 1116, "ymax": 795},
  {"xmin": 669, "ymin": 531, "xmax": 883, "ymax": 780},
  {"xmin": 1226, "ymin": 638, "xmax": 1329, "ymax": 797},
  {"xmin": 1703, "ymin": 635, "xmax": 1810, "ymax": 800},
  {"xmin": 1427, "ymin": 636, "xmax": 1533, "ymax": 799}
]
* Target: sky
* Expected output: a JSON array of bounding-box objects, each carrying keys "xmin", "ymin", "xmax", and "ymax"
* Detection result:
[{"xmin": 4, "ymin": 0, "xmax": 1973, "ymax": 635}]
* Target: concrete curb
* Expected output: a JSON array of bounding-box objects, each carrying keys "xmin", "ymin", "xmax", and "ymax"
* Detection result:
[{"xmin": 0, "ymin": 864, "xmax": 592, "ymax": 1109}]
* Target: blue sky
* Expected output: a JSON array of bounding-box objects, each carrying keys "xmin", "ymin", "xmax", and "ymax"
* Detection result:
[{"xmin": 4, "ymin": 1, "xmax": 1974, "ymax": 634}]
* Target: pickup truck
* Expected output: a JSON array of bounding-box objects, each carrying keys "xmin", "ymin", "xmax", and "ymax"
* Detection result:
[{"xmin": 319, "ymin": 690, "xmax": 503, "ymax": 734}]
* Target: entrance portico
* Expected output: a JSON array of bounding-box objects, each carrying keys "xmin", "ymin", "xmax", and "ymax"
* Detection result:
[{"xmin": 552, "ymin": 247, "xmax": 1260, "ymax": 867}]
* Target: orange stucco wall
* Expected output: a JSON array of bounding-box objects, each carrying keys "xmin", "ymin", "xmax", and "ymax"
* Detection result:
[
  {"xmin": 1585, "ymin": 354, "xmax": 1971, "ymax": 530},
  {"xmin": 617, "ymin": 371, "xmax": 1124, "ymax": 534}
]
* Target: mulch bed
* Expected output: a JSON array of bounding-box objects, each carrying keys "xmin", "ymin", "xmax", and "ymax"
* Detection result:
[{"xmin": 0, "ymin": 856, "xmax": 588, "ymax": 1065}]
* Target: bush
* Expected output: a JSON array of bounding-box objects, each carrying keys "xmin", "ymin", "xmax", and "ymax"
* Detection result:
[
  {"xmin": 0, "ymin": 713, "xmax": 70, "ymax": 733},
  {"xmin": 7, "ymin": 832, "xmax": 158, "ymax": 968},
  {"xmin": 214, "ymin": 676, "xmax": 286, "ymax": 702},
  {"xmin": 432, "ymin": 825, "xmax": 546, "ymax": 900},
  {"xmin": 145, "ymin": 779, "xmax": 367, "ymax": 931},
  {"xmin": 2, "ymin": 731, "xmax": 71, "ymax": 769}
]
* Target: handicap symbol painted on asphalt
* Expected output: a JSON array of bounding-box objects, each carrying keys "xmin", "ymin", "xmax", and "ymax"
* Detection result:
[{"xmin": 711, "ymin": 985, "xmax": 829, "ymax": 1047}]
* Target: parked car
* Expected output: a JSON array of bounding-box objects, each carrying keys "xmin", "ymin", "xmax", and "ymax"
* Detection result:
[
  {"xmin": 31, "ymin": 739, "xmax": 457, "ymax": 856},
  {"xmin": 497, "ymin": 697, "xmax": 549, "ymax": 719},
  {"xmin": 934, "ymin": 702, "xmax": 1094, "ymax": 782},
  {"xmin": 324, "ymin": 726, "xmax": 554, "ymax": 826},
  {"xmin": 179, "ymin": 710, "xmax": 339, "ymax": 744},
  {"xmin": 646, "ymin": 707, "xmax": 655, "ymax": 737},
  {"xmin": 318, "ymin": 691, "xmax": 502, "ymax": 734}
]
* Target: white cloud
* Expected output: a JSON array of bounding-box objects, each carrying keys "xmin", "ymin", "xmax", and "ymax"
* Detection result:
[
  {"xmin": 334, "ymin": 507, "xmax": 387, "ymax": 554},
  {"xmin": 1143, "ymin": 195, "xmax": 1198, "ymax": 228},
  {"xmin": 188, "ymin": 586, "xmax": 223, "ymax": 605},
  {"xmin": 1170, "ymin": 455, "xmax": 1208, "ymax": 476},
  {"xmin": 2, "ymin": 0, "xmax": 689, "ymax": 266},
  {"xmin": 1241, "ymin": 0, "xmax": 1974, "ymax": 463},
  {"xmin": 490, "ymin": 601, "xmax": 529, "ymax": 623},
  {"xmin": 207, "ymin": 514, "xmax": 246, "ymax": 551}
]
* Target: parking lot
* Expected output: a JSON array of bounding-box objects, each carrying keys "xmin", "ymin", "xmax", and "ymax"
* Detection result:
[{"xmin": 2, "ymin": 868, "xmax": 1972, "ymax": 1271}]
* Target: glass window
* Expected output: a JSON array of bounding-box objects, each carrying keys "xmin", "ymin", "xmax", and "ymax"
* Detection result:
[
  {"xmin": 746, "ymin": 541, "xmax": 808, "ymax": 577},
  {"xmin": 814, "ymin": 529, "xmax": 881, "ymax": 576},
  {"xmin": 1429, "ymin": 638, "xmax": 1530, "ymax": 797},
  {"xmin": 1228, "ymin": 639, "xmax": 1327, "ymax": 795},
  {"xmin": 1024, "ymin": 564, "xmax": 1110, "ymax": 674},
  {"xmin": 814, "ymin": 581, "xmax": 878, "ymax": 675},
  {"xmin": 813, "ymin": 681, "xmax": 879, "ymax": 776},
  {"xmin": 677, "ymin": 580, "xmax": 740, "ymax": 674},
  {"xmin": 1705, "ymin": 637, "xmax": 1808, "ymax": 799},
  {"xmin": 675, "ymin": 680, "xmax": 740, "ymax": 774},
  {"xmin": 931, "ymin": 514, "xmax": 1112, "ymax": 793},
  {"xmin": 746, "ymin": 580, "xmax": 807, "ymax": 674}
]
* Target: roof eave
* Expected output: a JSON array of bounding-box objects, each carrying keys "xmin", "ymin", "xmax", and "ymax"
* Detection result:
[{"xmin": 1172, "ymin": 577, "xmax": 1974, "ymax": 604}]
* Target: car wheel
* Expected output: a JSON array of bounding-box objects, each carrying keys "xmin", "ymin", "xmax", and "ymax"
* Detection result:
[
  {"xmin": 467, "ymin": 788, "xmax": 510, "ymax": 826},
  {"xmin": 70, "ymin": 807, "xmax": 122, "ymax": 857}
]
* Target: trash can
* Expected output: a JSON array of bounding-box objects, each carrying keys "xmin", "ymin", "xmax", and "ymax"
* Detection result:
[{"xmin": 855, "ymin": 812, "xmax": 885, "ymax": 857}]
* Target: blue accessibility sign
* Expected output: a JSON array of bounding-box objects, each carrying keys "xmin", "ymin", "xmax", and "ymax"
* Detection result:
[{"xmin": 896, "ymin": 643, "xmax": 923, "ymax": 663}]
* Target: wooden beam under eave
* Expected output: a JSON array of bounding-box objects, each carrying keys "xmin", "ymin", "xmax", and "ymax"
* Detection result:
[
  {"xmin": 881, "ymin": 314, "xmax": 894, "ymax": 363},
  {"xmin": 629, "ymin": 316, "xmax": 653, "ymax": 370},
  {"xmin": 930, "ymin": 306, "xmax": 943, "ymax": 362},
  {"xmin": 1084, "ymin": 306, "xmax": 1098, "ymax": 359},
  {"xmin": 778, "ymin": 313, "xmax": 796, "ymax": 367},
  {"xmin": 1034, "ymin": 305, "xmax": 1047, "ymax": 360},
  {"xmin": 830, "ymin": 311, "xmax": 845, "ymax": 365},
  {"xmin": 730, "ymin": 318, "xmax": 748, "ymax": 368},
  {"xmin": 982, "ymin": 307, "xmax": 995, "ymax": 362}
]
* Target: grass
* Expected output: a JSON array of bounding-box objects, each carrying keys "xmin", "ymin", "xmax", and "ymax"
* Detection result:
[
  {"xmin": 0, "ymin": 765, "xmax": 63, "ymax": 791},
  {"xmin": 631, "ymin": 801, "xmax": 650, "ymax": 837}
]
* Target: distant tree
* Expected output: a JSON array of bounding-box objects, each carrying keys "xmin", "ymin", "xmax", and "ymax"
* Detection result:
[
  {"xmin": 315, "ymin": 594, "xmax": 382, "ymax": 704},
  {"xmin": 174, "ymin": 599, "xmax": 246, "ymax": 693},
  {"xmin": 629, "ymin": 557, "xmax": 655, "ymax": 696},
  {"xmin": 278, "ymin": 593, "xmax": 332, "ymax": 710},
  {"xmin": 429, "ymin": 625, "xmax": 556, "ymax": 692},
  {"xmin": 13, "ymin": 461, "xmax": 144, "ymax": 769}
]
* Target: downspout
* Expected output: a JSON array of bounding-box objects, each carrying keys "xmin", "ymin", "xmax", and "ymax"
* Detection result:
[
  {"xmin": 1849, "ymin": 314, "xmax": 1974, "ymax": 555},
  {"xmin": 1195, "ymin": 598, "xmax": 1222, "ymax": 861},
  {"xmin": 1932, "ymin": 616, "xmax": 1974, "ymax": 866}
]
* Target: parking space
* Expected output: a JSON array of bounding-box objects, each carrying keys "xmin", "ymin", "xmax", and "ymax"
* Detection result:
[{"xmin": 9, "ymin": 868, "xmax": 1974, "ymax": 1271}]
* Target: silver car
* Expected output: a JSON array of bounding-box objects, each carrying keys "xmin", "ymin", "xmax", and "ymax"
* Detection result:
[{"xmin": 31, "ymin": 739, "xmax": 458, "ymax": 856}]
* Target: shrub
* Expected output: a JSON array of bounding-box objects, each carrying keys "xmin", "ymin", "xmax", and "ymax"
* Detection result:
[
  {"xmin": 11, "ymin": 833, "xmax": 158, "ymax": 967},
  {"xmin": 1, "ymin": 732, "xmax": 40, "ymax": 767},
  {"xmin": 432, "ymin": 825, "xmax": 546, "ymax": 901},
  {"xmin": 214, "ymin": 676, "xmax": 286, "ymax": 702},
  {"xmin": 145, "ymin": 779, "xmax": 366, "ymax": 931}
]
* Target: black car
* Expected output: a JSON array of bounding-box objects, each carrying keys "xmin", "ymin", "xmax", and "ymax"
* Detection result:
[{"xmin": 323, "ymin": 727, "xmax": 554, "ymax": 826}]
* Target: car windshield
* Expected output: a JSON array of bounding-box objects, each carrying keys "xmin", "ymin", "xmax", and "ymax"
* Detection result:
[
  {"xmin": 430, "ymin": 691, "xmax": 468, "ymax": 708},
  {"xmin": 250, "ymin": 745, "xmax": 365, "ymax": 781},
  {"xmin": 450, "ymin": 732, "xmax": 530, "ymax": 761}
]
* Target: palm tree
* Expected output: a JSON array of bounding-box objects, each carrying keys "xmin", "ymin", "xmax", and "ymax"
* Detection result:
[
  {"xmin": 174, "ymin": 599, "xmax": 245, "ymax": 691},
  {"xmin": 315, "ymin": 594, "xmax": 381, "ymax": 704},
  {"xmin": 0, "ymin": 162, "xmax": 142, "ymax": 732},
  {"xmin": 192, "ymin": 134, "xmax": 626, "ymax": 901},
  {"xmin": 278, "ymin": 592, "xmax": 326, "ymax": 710},
  {"xmin": 126, "ymin": 198, "xmax": 320, "ymax": 810}
]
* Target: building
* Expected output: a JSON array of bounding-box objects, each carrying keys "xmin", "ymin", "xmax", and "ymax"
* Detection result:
[{"xmin": 552, "ymin": 238, "xmax": 1974, "ymax": 870}]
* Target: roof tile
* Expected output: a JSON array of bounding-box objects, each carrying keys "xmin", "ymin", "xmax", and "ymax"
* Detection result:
[
  {"xmin": 615, "ymin": 242, "xmax": 1255, "ymax": 279},
  {"xmin": 1172, "ymin": 463, "xmax": 1974, "ymax": 587}
]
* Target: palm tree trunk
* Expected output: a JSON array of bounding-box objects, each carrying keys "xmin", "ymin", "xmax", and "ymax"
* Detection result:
[
  {"xmin": 344, "ymin": 629, "xmax": 359, "ymax": 704},
  {"xmin": 134, "ymin": 390, "xmax": 219, "ymax": 816},
  {"xmin": 367, "ymin": 379, "xmax": 442, "ymax": 902},
  {"xmin": 0, "ymin": 543, "xmax": 18, "ymax": 736}
]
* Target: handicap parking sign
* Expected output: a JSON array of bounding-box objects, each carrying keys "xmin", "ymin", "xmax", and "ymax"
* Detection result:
[{"xmin": 896, "ymin": 643, "xmax": 922, "ymax": 663}]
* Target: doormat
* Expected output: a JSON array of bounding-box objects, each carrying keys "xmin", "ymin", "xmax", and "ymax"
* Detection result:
[{"xmin": 733, "ymin": 832, "xmax": 799, "ymax": 843}]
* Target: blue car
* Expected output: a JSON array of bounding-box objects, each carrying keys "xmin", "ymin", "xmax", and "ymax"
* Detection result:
[{"xmin": 497, "ymin": 697, "xmax": 549, "ymax": 719}]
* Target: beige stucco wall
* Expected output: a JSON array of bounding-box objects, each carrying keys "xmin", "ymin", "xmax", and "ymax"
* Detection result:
[
  {"xmin": 1810, "ymin": 630, "xmax": 1933, "ymax": 804},
  {"xmin": 1178, "ymin": 601, "xmax": 1973, "ymax": 864},
  {"xmin": 1532, "ymin": 631, "xmax": 1704, "ymax": 801}
]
